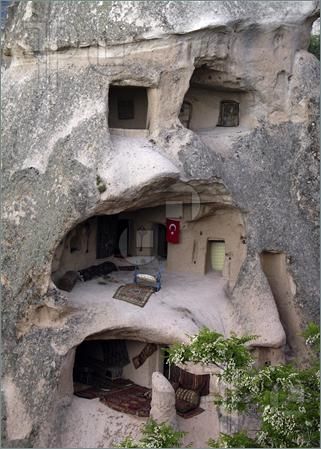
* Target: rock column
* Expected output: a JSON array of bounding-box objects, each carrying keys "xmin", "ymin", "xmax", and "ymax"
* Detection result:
[{"xmin": 150, "ymin": 372, "xmax": 177, "ymax": 429}]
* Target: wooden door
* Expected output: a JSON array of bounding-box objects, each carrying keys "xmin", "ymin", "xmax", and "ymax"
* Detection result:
[
  {"xmin": 218, "ymin": 101, "xmax": 239, "ymax": 127},
  {"xmin": 96, "ymin": 215, "xmax": 117, "ymax": 259}
]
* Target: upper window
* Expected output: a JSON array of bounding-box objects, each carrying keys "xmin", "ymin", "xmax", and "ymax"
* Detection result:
[
  {"xmin": 217, "ymin": 101, "xmax": 239, "ymax": 127},
  {"xmin": 108, "ymin": 86, "xmax": 148, "ymax": 129}
]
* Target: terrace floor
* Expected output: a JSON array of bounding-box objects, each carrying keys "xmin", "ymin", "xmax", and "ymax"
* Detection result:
[{"xmin": 64, "ymin": 268, "xmax": 233, "ymax": 343}]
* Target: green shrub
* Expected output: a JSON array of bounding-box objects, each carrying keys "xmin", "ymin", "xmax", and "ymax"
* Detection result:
[
  {"xmin": 208, "ymin": 431, "xmax": 260, "ymax": 448},
  {"xmin": 96, "ymin": 175, "xmax": 107, "ymax": 193},
  {"xmin": 308, "ymin": 34, "xmax": 320, "ymax": 60},
  {"xmin": 118, "ymin": 326, "xmax": 319, "ymax": 448},
  {"xmin": 165, "ymin": 327, "xmax": 255, "ymax": 369},
  {"xmin": 209, "ymin": 324, "xmax": 320, "ymax": 448},
  {"xmin": 115, "ymin": 420, "xmax": 185, "ymax": 448}
]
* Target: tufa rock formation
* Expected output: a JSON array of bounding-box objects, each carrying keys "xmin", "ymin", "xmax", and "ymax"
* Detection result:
[
  {"xmin": 1, "ymin": 1, "xmax": 319, "ymax": 447},
  {"xmin": 150, "ymin": 372, "xmax": 177, "ymax": 428}
]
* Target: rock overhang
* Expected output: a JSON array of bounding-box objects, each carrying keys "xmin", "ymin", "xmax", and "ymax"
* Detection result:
[
  {"xmin": 1, "ymin": 2, "xmax": 320, "ymax": 447},
  {"xmin": 3, "ymin": 1, "xmax": 319, "ymax": 53}
]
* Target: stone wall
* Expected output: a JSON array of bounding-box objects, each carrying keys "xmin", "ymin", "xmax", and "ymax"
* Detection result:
[{"xmin": 1, "ymin": 1, "xmax": 319, "ymax": 447}]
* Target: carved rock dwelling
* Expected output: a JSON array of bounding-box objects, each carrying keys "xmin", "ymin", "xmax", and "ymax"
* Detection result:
[{"xmin": 1, "ymin": 1, "xmax": 320, "ymax": 447}]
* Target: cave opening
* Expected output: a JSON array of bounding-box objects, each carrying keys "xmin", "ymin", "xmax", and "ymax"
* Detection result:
[
  {"xmin": 51, "ymin": 206, "xmax": 169, "ymax": 292},
  {"xmin": 260, "ymin": 251, "xmax": 301, "ymax": 358},
  {"xmin": 72, "ymin": 338, "xmax": 167, "ymax": 417},
  {"xmin": 179, "ymin": 66, "xmax": 254, "ymax": 131},
  {"xmin": 70, "ymin": 337, "xmax": 211, "ymax": 418},
  {"xmin": 51, "ymin": 198, "xmax": 247, "ymax": 302},
  {"xmin": 108, "ymin": 85, "xmax": 148, "ymax": 130}
]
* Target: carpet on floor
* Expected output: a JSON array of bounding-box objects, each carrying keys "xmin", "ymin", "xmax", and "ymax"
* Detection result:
[
  {"xmin": 100, "ymin": 384, "xmax": 152, "ymax": 417},
  {"xmin": 74, "ymin": 387, "xmax": 103, "ymax": 399},
  {"xmin": 113, "ymin": 284, "xmax": 154, "ymax": 307}
]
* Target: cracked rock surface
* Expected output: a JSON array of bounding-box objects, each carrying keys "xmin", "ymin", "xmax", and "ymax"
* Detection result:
[{"xmin": 1, "ymin": 1, "xmax": 319, "ymax": 447}]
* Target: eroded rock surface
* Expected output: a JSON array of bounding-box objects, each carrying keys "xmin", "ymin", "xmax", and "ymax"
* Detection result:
[
  {"xmin": 1, "ymin": 1, "xmax": 319, "ymax": 447},
  {"xmin": 150, "ymin": 372, "xmax": 177, "ymax": 428}
]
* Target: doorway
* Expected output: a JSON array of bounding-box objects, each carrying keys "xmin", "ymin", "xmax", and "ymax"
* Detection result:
[
  {"xmin": 73, "ymin": 340, "xmax": 130, "ymax": 386},
  {"xmin": 207, "ymin": 240, "xmax": 225, "ymax": 272},
  {"xmin": 155, "ymin": 224, "xmax": 167, "ymax": 258},
  {"xmin": 96, "ymin": 216, "xmax": 118, "ymax": 259},
  {"xmin": 115, "ymin": 219, "xmax": 130, "ymax": 257}
]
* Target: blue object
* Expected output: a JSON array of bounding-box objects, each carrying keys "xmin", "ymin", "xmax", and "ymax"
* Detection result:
[
  {"xmin": 1, "ymin": 0, "xmax": 11, "ymax": 29},
  {"xmin": 133, "ymin": 263, "xmax": 162, "ymax": 292}
]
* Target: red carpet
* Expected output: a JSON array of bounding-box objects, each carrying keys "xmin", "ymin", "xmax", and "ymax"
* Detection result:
[{"xmin": 100, "ymin": 384, "xmax": 151, "ymax": 417}]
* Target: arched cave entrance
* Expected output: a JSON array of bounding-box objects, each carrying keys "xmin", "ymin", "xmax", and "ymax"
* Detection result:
[
  {"xmin": 72, "ymin": 338, "xmax": 167, "ymax": 418},
  {"xmin": 52, "ymin": 207, "xmax": 169, "ymax": 292},
  {"xmin": 68, "ymin": 336, "xmax": 211, "ymax": 419},
  {"xmin": 51, "ymin": 203, "xmax": 246, "ymax": 294},
  {"xmin": 58, "ymin": 334, "xmax": 212, "ymax": 447}
]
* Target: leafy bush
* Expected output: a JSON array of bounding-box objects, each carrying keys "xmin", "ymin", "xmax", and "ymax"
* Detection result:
[
  {"xmin": 302, "ymin": 321, "xmax": 320, "ymax": 354},
  {"xmin": 209, "ymin": 323, "xmax": 320, "ymax": 448},
  {"xmin": 165, "ymin": 327, "xmax": 255, "ymax": 369},
  {"xmin": 208, "ymin": 431, "xmax": 260, "ymax": 448},
  {"xmin": 115, "ymin": 420, "xmax": 185, "ymax": 448},
  {"xmin": 308, "ymin": 34, "xmax": 320, "ymax": 60},
  {"xmin": 118, "ymin": 326, "xmax": 319, "ymax": 448}
]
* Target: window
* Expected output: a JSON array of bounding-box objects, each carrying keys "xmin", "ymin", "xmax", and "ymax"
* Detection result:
[
  {"xmin": 108, "ymin": 85, "xmax": 148, "ymax": 129},
  {"xmin": 207, "ymin": 240, "xmax": 225, "ymax": 272},
  {"xmin": 217, "ymin": 100, "xmax": 239, "ymax": 127},
  {"xmin": 118, "ymin": 100, "xmax": 134, "ymax": 120}
]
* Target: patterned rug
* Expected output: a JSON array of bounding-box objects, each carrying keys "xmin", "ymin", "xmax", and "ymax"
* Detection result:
[
  {"xmin": 74, "ymin": 387, "xmax": 102, "ymax": 399},
  {"xmin": 100, "ymin": 384, "xmax": 152, "ymax": 417},
  {"xmin": 113, "ymin": 284, "xmax": 154, "ymax": 307},
  {"xmin": 74, "ymin": 379, "xmax": 135, "ymax": 398}
]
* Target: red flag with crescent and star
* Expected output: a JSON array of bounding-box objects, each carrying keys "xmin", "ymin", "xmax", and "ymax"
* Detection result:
[{"xmin": 166, "ymin": 219, "xmax": 180, "ymax": 244}]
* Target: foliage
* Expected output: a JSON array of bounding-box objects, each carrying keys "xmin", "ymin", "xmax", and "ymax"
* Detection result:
[
  {"xmin": 302, "ymin": 321, "xmax": 320, "ymax": 355},
  {"xmin": 96, "ymin": 175, "xmax": 107, "ymax": 193},
  {"xmin": 208, "ymin": 431, "xmax": 260, "ymax": 448},
  {"xmin": 116, "ymin": 437, "xmax": 137, "ymax": 448},
  {"xmin": 308, "ymin": 34, "xmax": 320, "ymax": 60},
  {"xmin": 165, "ymin": 327, "xmax": 256, "ymax": 369},
  {"xmin": 115, "ymin": 420, "xmax": 185, "ymax": 448},
  {"xmin": 209, "ymin": 324, "xmax": 320, "ymax": 448},
  {"xmin": 118, "ymin": 326, "xmax": 319, "ymax": 448}
]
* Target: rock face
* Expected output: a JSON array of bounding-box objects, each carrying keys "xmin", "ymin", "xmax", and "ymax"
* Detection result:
[
  {"xmin": 1, "ymin": 1, "xmax": 319, "ymax": 447},
  {"xmin": 150, "ymin": 372, "xmax": 177, "ymax": 428}
]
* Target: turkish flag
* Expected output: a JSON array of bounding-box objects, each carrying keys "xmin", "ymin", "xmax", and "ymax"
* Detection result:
[{"xmin": 166, "ymin": 219, "xmax": 180, "ymax": 244}]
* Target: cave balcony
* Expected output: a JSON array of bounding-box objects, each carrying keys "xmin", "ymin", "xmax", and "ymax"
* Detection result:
[{"xmin": 63, "ymin": 264, "xmax": 231, "ymax": 345}]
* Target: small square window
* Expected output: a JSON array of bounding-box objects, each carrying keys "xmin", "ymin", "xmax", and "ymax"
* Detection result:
[
  {"xmin": 118, "ymin": 100, "xmax": 134, "ymax": 120},
  {"xmin": 217, "ymin": 101, "xmax": 239, "ymax": 127}
]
